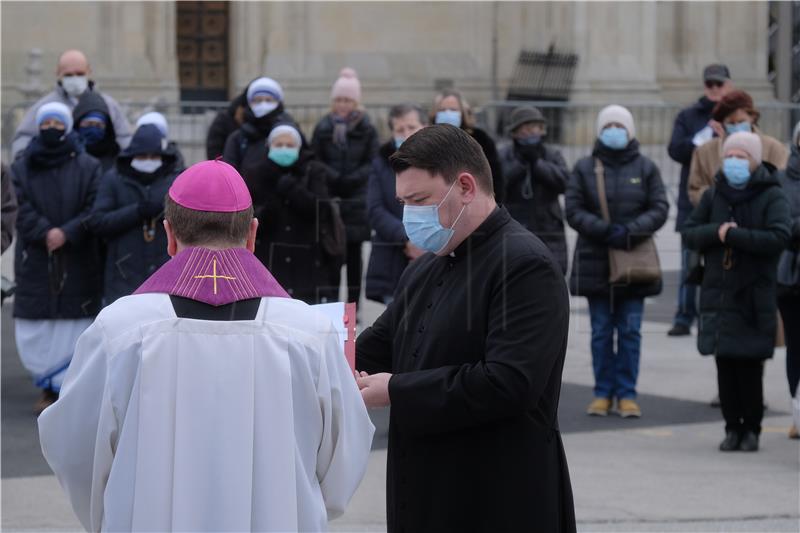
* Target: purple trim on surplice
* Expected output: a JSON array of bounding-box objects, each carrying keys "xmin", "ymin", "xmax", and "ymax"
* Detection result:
[{"xmin": 134, "ymin": 247, "xmax": 290, "ymax": 306}]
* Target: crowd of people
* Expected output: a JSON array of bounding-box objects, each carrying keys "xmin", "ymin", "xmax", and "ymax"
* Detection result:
[{"xmin": 2, "ymin": 50, "xmax": 799, "ymax": 454}]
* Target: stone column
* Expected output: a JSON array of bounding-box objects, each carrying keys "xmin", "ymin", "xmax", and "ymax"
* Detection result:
[
  {"xmin": 229, "ymin": 1, "xmax": 268, "ymax": 96},
  {"xmin": 569, "ymin": 1, "xmax": 661, "ymax": 103}
]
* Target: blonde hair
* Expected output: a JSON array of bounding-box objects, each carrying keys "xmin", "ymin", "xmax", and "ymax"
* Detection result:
[{"xmin": 430, "ymin": 88, "xmax": 476, "ymax": 131}]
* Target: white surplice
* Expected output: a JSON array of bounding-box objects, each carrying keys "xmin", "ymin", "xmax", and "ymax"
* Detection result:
[{"xmin": 38, "ymin": 293, "xmax": 375, "ymax": 532}]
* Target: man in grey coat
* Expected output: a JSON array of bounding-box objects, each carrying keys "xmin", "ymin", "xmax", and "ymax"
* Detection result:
[{"xmin": 11, "ymin": 49, "xmax": 132, "ymax": 159}]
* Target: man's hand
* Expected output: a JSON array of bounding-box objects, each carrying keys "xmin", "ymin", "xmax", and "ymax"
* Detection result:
[
  {"xmin": 718, "ymin": 221, "xmax": 737, "ymax": 243},
  {"xmin": 356, "ymin": 372, "xmax": 392, "ymax": 408},
  {"xmin": 46, "ymin": 228, "xmax": 66, "ymax": 252},
  {"xmin": 404, "ymin": 241, "xmax": 425, "ymax": 260}
]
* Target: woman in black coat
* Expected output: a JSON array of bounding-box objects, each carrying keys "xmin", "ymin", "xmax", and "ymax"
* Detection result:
[
  {"xmin": 222, "ymin": 77, "xmax": 304, "ymax": 181},
  {"xmin": 500, "ymin": 106, "xmax": 569, "ymax": 274},
  {"xmin": 250, "ymin": 124, "xmax": 340, "ymax": 304},
  {"xmin": 566, "ymin": 105, "xmax": 668, "ymax": 419},
  {"xmin": 311, "ymin": 68, "xmax": 379, "ymax": 305},
  {"xmin": 684, "ymin": 131, "xmax": 791, "ymax": 451},
  {"xmin": 206, "ymin": 89, "xmax": 246, "ymax": 159},
  {"xmin": 73, "ymin": 90, "xmax": 121, "ymax": 172},
  {"xmin": 365, "ymin": 104, "xmax": 427, "ymax": 304},
  {"xmin": 431, "ymin": 88, "xmax": 504, "ymax": 203},
  {"xmin": 9, "ymin": 102, "xmax": 103, "ymax": 413},
  {"xmin": 776, "ymin": 122, "xmax": 800, "ymax": 439},
  {"xmin": 89, "ymin": 124, "xmax": 180, "ymax": 305}
]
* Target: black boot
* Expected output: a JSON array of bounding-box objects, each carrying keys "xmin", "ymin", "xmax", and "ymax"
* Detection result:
[
  {"xmin": 719, "ymin": 431, "xmax": 741, "ymax": 451},
  {"xmin": 739, "ymin": 431, "xmax": 759, "ymax": 452},
  {"xmin": 667, "ymin": 324, "xmax": 690, "ymax": 336}
]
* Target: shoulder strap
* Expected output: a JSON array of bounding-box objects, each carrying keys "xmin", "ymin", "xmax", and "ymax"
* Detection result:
[{"xmin": 594, "ymin": 158, "xmax": 611, "ymax": 223}]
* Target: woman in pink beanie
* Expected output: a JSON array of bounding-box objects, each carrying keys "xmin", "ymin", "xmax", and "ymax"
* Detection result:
[{"xmin": 311, "ymin": 68, "xmax": 379, "ymax": 307}]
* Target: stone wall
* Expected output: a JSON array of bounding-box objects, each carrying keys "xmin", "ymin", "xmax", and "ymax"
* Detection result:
[{"xmin": 1, "ymin": 1, "xmax": 776, "ymax": 110}]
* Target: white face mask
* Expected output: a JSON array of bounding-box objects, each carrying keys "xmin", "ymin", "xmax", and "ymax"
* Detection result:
[
  {"xmin": 251, "ymin": 101, "xmax": 278, "ymax": 118},
  {"xmin": 131, "ymin": 158, "xmax": 163, "ymax": 174},
  {"xmin": 61, "ymin": 75, "xmax": 88, "ymax": 98}
]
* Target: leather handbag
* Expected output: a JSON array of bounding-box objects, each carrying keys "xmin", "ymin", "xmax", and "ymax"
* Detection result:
[{"xmin": 594, "ymin": 159, "xmax": 662, "ymax": 285}]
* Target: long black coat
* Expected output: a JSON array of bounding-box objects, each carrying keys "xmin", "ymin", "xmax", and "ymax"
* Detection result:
[
  {"xmin": 311, "ymin": 112, "xmax": 379, "ymax": 243},
  {"xmin": 468, "ymin": 126, "xmax": 505, "ymax": 204},
  {"xmin": 365, "ymin": 141, "xmax": 410, "ymax": 302},
  {"xmin": 10, "ymin": 133, "xmax": 103, "ymax": 319},
  {"xmin": 775, "ymin": 145, "xmax": 800, "ymax": 246},
  {"xmin": 357, "ymin": 207, "xmax": 575, "ymax": 533},
  {"xmin": 247, "ymin": 151, "xmax": 339, "ymax": 304},
  {"xmin": 566, "ymin": 140, "xmax": 669, "ymax": 299},
  {"xmin": 500, "ymin": 141, "xmax": 569, "ymax": 273},
  {"xmin": 667, "ymin": 96, "xmax": 716, "ymax": 229},
  {"xmin": 683, "ymin": 166, "xmax": 791, "ymax": 359},
  {"xmin": 89, "ymin": 152, "xmax": 180, "ymax": 305},
  {"xmin": 206, "ymin": 91, "xmax": 245, "ymax": 159}
]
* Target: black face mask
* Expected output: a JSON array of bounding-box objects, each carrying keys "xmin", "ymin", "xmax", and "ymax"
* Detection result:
[{"xmin": 39, "ymin": 128, "xmax": 66, "ymax": 148}]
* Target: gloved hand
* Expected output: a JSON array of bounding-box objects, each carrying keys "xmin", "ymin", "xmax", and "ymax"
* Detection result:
[
  {"xmin": 516, "ymin": 143, "xmax": 545, "ymax": 164},
  {"xmin": 605, "ymin": 223, "xmax": 629, "ymax": 249},
  {"xmin": 138, "ymin": 200, "xmax": 162, "ymax": 219}
]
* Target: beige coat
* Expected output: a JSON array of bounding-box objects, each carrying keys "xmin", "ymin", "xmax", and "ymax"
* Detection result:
[{"xmin": 687, "ymin": 130, "xmax": 789, "ymax": 206}]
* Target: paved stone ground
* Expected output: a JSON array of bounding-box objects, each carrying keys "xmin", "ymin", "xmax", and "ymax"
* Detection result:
[{"xmin": 2, "ymin": 227, "xmax": 799, "ymax": 531}]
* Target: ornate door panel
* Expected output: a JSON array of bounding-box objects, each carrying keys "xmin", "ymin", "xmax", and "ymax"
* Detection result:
[{"xmin": 177, "ymin": 1, "xmax": 229, "ymax": 102}]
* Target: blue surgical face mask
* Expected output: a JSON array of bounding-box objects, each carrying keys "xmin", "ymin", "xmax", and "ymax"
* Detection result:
[
  {"xmin": 599, "ymin": 127, "xmax": 629, "ymax": 150},
  {"xmin": 435, "ymin": 110, "xmax": 462, "ymax": 128},
  {"xmin": 516, "ymin": 134, "xmax": 542, "ymax": 146},
  {"xmin": 394, "ymin": 137, "xmax": 405, "ymax": 149},
  {"xmin": 402, "ymin": 181, "xmax": 466, "ymax": 254},
  {"xmin": 78, "ymin": 125, "xmax": 105, "ymax": 145},
  {"xmin": 725, "ymin": 121, "xmax": 751, "ymax": 135},
  {"xmin": 268, "ymin": 146, "xmax": 300, "ymax": 167},
  {"xmin": 722, "ymin": 157, "xmax": 751, "ymax": 187}
]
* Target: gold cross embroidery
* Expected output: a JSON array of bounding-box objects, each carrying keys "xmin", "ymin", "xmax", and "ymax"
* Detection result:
[{"xmin": 193, "ymin": 257, "xmax": 236, "ymax": 294}]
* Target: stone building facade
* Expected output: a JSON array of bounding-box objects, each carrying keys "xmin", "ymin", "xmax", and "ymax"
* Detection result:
[{"xmin": 1, "ymin": 1, "xmax": 778, "ymax": 109}]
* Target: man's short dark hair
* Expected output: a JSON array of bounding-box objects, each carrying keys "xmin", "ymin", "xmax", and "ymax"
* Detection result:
[
  {"xmin": 387, "ymin": 104, "xmax": 427, "ymax": 129},
  {"xmin": 164, "ymin": 194, "xmax": 253, "ymax": 246},
  {"xmin": 389, "ymin": 124, "xmax": 493, "ymax": 195}
]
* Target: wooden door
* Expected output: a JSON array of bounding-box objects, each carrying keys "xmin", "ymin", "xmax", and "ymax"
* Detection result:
[{"xmin": 176, "ymin": 1, "xmax": 229, "ymax": 102}]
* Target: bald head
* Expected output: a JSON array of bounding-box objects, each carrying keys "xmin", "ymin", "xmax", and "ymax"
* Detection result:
[{"xmin": 57, "ymin": 50, "xmax": 90, "ymax": 78}]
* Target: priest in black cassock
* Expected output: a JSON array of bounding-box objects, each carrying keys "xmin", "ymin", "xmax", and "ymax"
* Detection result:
[{"xmin": 356, "ymin": 124, "xmax": 576, "ymax": 533}]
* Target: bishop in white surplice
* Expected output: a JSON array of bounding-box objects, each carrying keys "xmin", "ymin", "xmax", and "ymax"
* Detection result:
[{"xmin": 38, "ymin": 159, "xmax": 375, "ymax": 532}]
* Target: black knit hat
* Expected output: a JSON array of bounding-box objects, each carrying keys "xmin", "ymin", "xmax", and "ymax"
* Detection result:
[{"xmin": 508, "ymin": 106, "xmax": 546, "ymax": 132}]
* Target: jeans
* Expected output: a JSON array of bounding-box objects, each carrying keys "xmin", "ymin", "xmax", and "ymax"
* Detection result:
[
  {"xmin": 588, "ymin": 297, "xmax": 644, "ymax": 400},
  {"xmin": 716, "ymin": 357, "xmax": 764, "ymax": 435},
  {"xmin": 673, "ymin": 240, "xmax": 698, "ymax": 327}
]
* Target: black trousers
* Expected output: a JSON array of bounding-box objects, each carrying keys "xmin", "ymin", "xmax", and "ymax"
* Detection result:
[
  {"xmin": 346, "ymin": 241, "xmax": 363, "ymax": 305},
  {"xmin": 715, "ymin": 357, "xmax": 764, "ymax": 435},
  {"xmin": 778, "ymin": 295, "xmax": 800, "ymax": 398}
]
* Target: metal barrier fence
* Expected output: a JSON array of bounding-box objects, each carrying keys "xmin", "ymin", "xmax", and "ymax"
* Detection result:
[{"xmin": 2, "ymin": 98, "xmax": 797, "ymax": 211}]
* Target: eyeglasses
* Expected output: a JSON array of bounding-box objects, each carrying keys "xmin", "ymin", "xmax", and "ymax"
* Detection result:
[{"xmin": 704, "ymin": 80, "xmax": 724, "ymax": 89}]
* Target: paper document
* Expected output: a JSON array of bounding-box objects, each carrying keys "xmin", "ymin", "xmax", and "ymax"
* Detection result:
[{"xmin": 311, "ymin": 302, "xmax": 357, "ymax": 373}]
